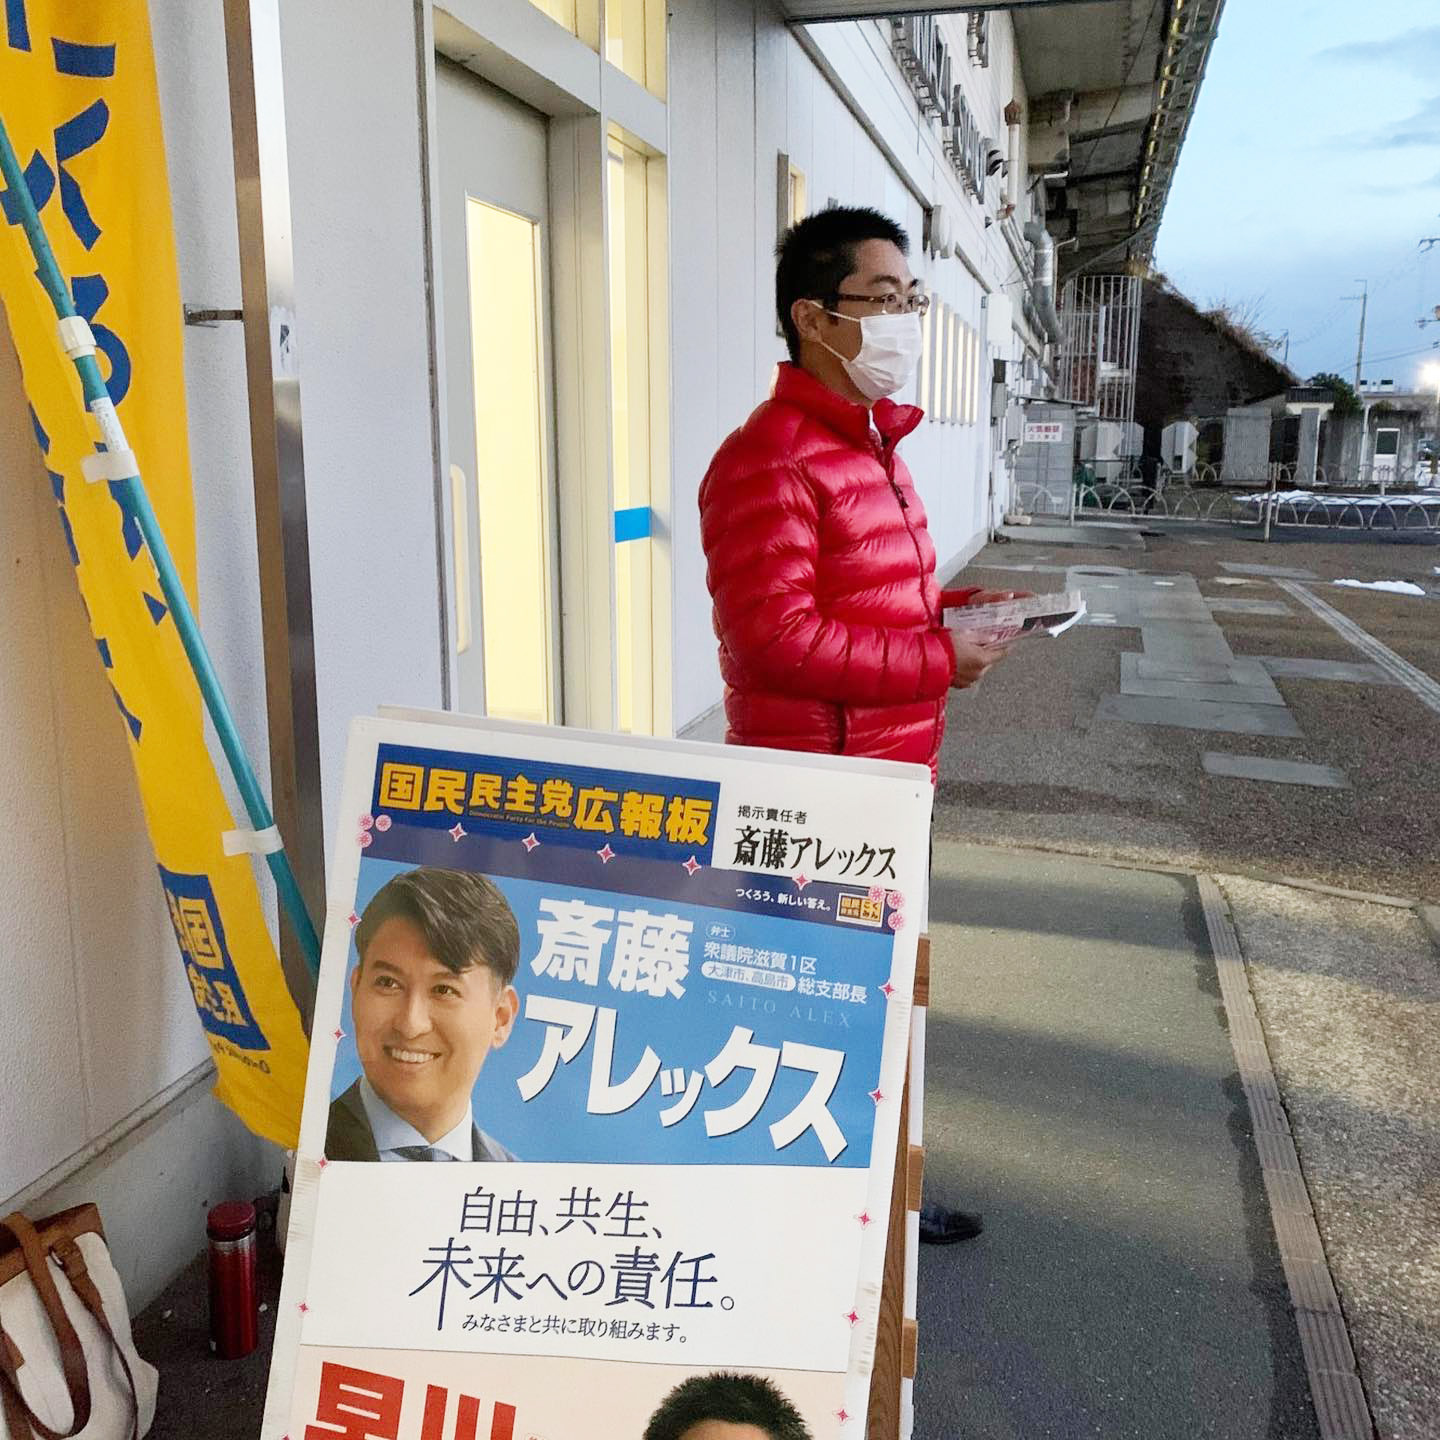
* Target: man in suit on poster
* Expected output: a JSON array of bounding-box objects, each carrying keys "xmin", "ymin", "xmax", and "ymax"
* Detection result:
[
  {"xmin": 643, "ymin": 1373, "xmax": 811, "ymax": 1440},
  {"xmin": 326, "ymin": 866, "xmax": 521, "ymax": 1163}
]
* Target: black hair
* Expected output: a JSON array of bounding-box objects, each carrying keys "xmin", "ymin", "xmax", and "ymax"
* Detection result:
[
  {"xmin": 775, "ymin": 206, "xmax": 910, "ymax": 362},
  {"xmin": 643, "ymin": 1372, "xmax": 812, "ymax": 1440},
  {"xmin": 355, "ymin": 867, "xmax": 519, "ymax": 985}
]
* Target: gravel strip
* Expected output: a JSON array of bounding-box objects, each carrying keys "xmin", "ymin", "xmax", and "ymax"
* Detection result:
[{"xmin": 1220, "ymin": 876, "xmax": 1440, "ymax": 1440}]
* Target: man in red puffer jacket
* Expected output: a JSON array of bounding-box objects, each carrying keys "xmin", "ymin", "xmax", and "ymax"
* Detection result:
[
  {"xmin": 700, "ymin": 207, "xmax": 1026, "ymax": 1245},
  {"xmin": 700, "ymin": 206, "xmax": 1021, "ymax": 780}
]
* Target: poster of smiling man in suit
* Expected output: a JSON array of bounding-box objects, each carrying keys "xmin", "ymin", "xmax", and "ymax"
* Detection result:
[{"xmin": 326, "ymin": 867, "xmax": 520, "ymax": 1163}]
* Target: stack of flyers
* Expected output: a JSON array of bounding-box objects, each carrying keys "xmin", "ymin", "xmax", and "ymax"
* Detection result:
[{"xmin": 946, "ymin": 590, "xmax": 1087, "ymax": 646}]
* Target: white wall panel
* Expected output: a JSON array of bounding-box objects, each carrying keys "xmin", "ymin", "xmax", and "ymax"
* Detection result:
[
  {"xmin": 669, "ymin": 0, "xmax": 725, "ymax": 724},
  {"xmin": 0, "ymin": 346, "xmax": 90, "ymax": 1196},
  {"xmin": 753, "ymin": 1, "xmax": 787, "ymax": 387},
  {"xmin": 281, "ymin": 0, "xmax": 446, "ymax": 840},
  {"xmin": 716, "ymin": 0, "xmax": 758, "ymax": 439}
]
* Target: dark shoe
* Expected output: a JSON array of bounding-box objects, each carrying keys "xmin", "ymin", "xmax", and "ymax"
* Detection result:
[{"xmin": 919, "ymin": 1205, "xmax": 984, "ymax": 1245}]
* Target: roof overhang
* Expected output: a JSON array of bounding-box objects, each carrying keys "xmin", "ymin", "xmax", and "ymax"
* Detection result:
[
  {"xmin": 779, "ymin": 0, "xmax": 1115, "ymax": 20},
  {"xmin": 777, "ymin": 0, "xmax": 1224, "ymax": 287},
  {"xmin": 1013, "ymin": 0, "xmax": 1225, "ymax": 277}
]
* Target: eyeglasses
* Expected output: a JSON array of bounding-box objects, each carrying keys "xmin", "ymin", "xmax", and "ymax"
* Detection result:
[{"xmin": 832, "ymin": 290, "xmax": 932, "ymax": 317}]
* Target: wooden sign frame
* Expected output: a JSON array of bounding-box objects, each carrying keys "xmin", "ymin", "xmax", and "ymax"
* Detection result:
[{"xmin": 866, "ymin": 933, "xmax": 929, "ymax": 1438}]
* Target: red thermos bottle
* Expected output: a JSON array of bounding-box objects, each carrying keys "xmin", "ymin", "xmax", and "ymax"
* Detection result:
[{"xmin": 207, "ymin": 1201, "xmax": 258, "ymax": 1359}]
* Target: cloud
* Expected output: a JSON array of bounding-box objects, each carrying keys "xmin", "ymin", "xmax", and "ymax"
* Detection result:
[
  {"xmin": 1358, "ymin": 93, "xmax": 1440, "ymax": 151},
  {"xmin": 1316, "ymin": 26, "xmax": 1440, "ymax": 79},
  {"xmin": 1358, "ymin": 167, "xmax": 1440, "ymax": 196}
]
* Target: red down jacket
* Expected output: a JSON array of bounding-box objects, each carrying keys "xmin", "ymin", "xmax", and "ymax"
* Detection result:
[{"xmin": 699, "ymin": 363, "xmax": 978, "ymax": 777}]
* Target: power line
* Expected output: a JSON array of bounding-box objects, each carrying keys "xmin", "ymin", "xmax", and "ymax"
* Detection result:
[
  {"xmin": 1320, "ymin": 339, "xmax": 1440, "ymax": 371},
  {"xmin": 1290, "ymin": 246, "xmax": 1432, "ymax": 355}
]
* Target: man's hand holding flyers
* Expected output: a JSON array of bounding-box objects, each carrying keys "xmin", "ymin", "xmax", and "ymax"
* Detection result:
[{"xmin": 944, "ymin": 589, "xmax": 1034, "ymax": 689}]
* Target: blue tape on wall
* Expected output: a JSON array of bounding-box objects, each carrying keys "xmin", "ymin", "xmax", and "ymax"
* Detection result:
[{"xmin": 613, "ymin": 505, "xmax": 652, "ymax": 544}]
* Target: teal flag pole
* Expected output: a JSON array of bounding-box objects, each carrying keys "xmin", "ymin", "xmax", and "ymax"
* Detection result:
[{"xmin": 0, "ymin": 114, "xmax": 323, "ymax": 978}]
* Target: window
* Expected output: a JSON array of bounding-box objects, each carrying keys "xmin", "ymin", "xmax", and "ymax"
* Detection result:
[
  {"xmin": 933, "ymin": 303, "xmax": 949, "ymax": 421},
  {"xmin": 947, "ymin": 313, "xmax": 961, "ymax": 424},
  {"xmin": 916, "ymin": 303, "xmax": 932, "ymax": 411},
  {"xmin": 932, "ymin": 302, "xmax": 948, "ymax": 418},
  {"xmin": 465, "ymin": 200, "xmax": 554, "ymax": 723},
  {"xmin": 1374, "ymin": 428, "xmax": 1399, "ymax": 457},
  {"xmin": 788, "ymin": 164, "xmax": 807, "ymax": 226},
  {"xmin": 524, "ymin": 0, "xmax": 600, "ymax": 48},
  {"xmin": 958, "ymin": 321, "xmax": 971, "ymax": 425},
  {"xmin": 967, "ymin": 327, "xmax": 981, "ymax": 423},
  {"xmin": 606, "ymin": 0, "xmax": 666, "ymax": 98},
  {"xmin": 776, "ymin": 153, "xmax": 807, "ymax": 237}
]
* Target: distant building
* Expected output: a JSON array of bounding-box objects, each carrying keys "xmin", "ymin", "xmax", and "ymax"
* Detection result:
[{"xmin": 1322, "ymin": 381, "xmax": 1431, "ymax": 488}]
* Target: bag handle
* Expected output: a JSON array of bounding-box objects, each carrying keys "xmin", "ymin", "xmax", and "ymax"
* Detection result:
[
  {"xmin": 45, "ymin": 1239, "xmax": 139, "ymax": 1440},
  {"xmin": 0, "ymin": 1215, "xmax": 90, "ymax": 1440},
  {"xmin": 0, "ymin": 1216, "xmax": 142, "ymax": 1440},
  {"xmin": 1, "ymin": 1362, "xmax": 39, "ymax": 1440}
]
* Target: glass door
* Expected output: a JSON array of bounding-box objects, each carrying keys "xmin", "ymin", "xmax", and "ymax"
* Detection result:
[{"xmin": 436, "ymin": 61, "xmax": 559, "ymax": 724}]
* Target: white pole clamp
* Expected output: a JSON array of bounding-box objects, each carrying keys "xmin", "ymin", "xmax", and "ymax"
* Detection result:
[
  {"xmin": 222, "ymin": 825, "xmax": 284, "ymax": 857},
  {"xmin": 57, "ymin": 316, "xmax": 97, "ymax": 359},
  {"xmin": 80, "ymin": 449, "xmax": 140, "ymax": 485}
]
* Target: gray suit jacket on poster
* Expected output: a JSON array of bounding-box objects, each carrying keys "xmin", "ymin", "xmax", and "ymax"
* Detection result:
[{"xmin": 324, "ymin": 1080, "xmax": 517, "ymax": 1163}]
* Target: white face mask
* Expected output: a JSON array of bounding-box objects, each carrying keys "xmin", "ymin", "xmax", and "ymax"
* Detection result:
[{"xmin": 813, "ymin": 306, "xmax": 924, "ymax": 402}]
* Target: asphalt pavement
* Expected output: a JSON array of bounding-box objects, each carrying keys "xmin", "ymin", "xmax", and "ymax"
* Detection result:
[
  {"xmin": 919, "ymin": 520, "xmax": 1440, "ymax": 1440},
  {"xmin": 939, "ymin": 523, "xmax": 1440, "ymax": 900},
  {"xmin": 916, "ymin": 841, "xmax": 1317, "ymax": 1440}
]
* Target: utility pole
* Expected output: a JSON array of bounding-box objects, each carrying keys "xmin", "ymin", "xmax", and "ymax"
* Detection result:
[
  {"xmin": 1342, "ymin": 282, "xmax": 1369, "ymax": 484},
  {"xmin": 1347, "ymin": 279, "xmax": 1368, "ymax": 391}
]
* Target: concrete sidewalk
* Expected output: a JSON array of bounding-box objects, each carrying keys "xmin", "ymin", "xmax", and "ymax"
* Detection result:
[{"xmin": 915, "ymin": 840, "xmax": 1320, "ymax": 1440}]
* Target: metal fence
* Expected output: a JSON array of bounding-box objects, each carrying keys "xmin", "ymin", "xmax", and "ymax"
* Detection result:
[{"xmin": 1014, "ymin": 470, "xmax": 1440, "ymax": 534}]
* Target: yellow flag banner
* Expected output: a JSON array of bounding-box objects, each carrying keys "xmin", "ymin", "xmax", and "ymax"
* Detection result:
[{"xmin": 0, "ymin": 0, "xmax": 308, "ymax": 1144}]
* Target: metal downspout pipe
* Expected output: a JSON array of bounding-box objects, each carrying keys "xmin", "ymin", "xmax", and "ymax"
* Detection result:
[{"xmin": 1023, "ymin": 219, "xmax": 1062, "ymax": 346}]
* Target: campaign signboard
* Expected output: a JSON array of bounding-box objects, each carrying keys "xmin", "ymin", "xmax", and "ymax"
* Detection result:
[{"xmin": 264, "ymin": 713, "xmax": 932, "ymax": 1440}]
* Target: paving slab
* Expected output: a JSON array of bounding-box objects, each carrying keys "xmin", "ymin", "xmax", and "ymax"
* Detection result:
[
  {"xmin": 1071, "ymin": 570, "xmax": 1191, "ymax": 587},
  {"xmin": 1254, "ymin": 656, "xmax": 1395, "ymax": 685},
  {"xmin": 1132, "ymin": 594, "xmax": 1212, "ymax": 620},
  {"xmin": 1135, "ymin": 656, "xmax": 1273, "ymax": 686},
  {"xmin": 1002, "ymin": 523, "xmax": 1145, "ymax": 550},
  {"xmin": 1205, "ymin": 598, "xmax": 1295, "ymax": 616},
  {"xmin": 1202, "ymin": 753, "xmax": 1351, "ymax": 788},
  {"xmin": 1120, "ymin": 653, "xmax": 1285, "ymax": 706},
  {"xmin": 968, "ymin": 562, "xmax": 1072, "ymax": 575},
  {"xmin": 1096, "ymin": 692, "xmax": 1304, "ymax": 737},
  {"xmin": 1141, "ymin": 622, "xmax": 1236, "ymax": 666},
  {"xmin": 1220, "ymin": 562, "xmax": 1319, "ymax": 579}
]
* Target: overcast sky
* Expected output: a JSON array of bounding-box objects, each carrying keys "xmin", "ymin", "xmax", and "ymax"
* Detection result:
[{"xmin": 1155, "ymin": 0, "xmax": 1440, "ymax": 391}]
